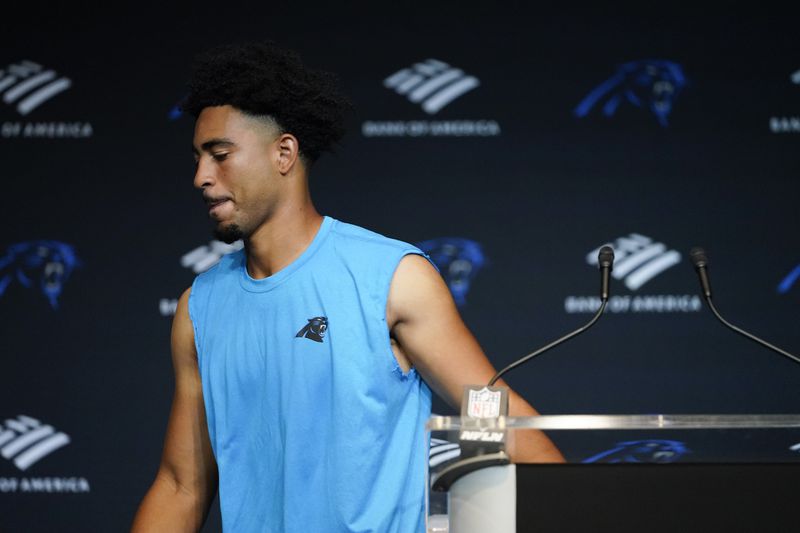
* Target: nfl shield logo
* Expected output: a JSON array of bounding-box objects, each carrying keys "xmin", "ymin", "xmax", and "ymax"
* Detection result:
[{"xmin": 467, "ymin": 387, "xmax": 501, "ymax": 418}]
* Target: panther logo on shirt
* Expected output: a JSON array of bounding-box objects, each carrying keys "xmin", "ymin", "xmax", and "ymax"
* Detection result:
[{"xmin": 295, "ymin": 316, "xmax": 328, "ymax": 342}]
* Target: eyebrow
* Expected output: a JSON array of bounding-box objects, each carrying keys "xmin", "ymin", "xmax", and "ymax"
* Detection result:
[{"xmin": 192, "ymin": 137, "xmax": 235, "ymax": 155}]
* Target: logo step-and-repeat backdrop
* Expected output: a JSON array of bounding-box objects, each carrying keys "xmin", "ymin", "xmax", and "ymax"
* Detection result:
[{"xmin": 2, "ymin": 7, "xmax": 798, "ymax": 531}]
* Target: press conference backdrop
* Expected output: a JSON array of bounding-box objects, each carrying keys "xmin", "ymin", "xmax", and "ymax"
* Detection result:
[{"xmin": 1, "ymin": 6, "xmax": 798, "ymax": 532}]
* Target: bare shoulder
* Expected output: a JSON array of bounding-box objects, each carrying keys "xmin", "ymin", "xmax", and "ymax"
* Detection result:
[
  {"xmin": 173, "ymin": 286, "xmax": 193, "ymax": 326},
  {"xmin": 175, "ymin": 286, "xmax": 192, "ymax": 312},
  {"xmin": 386, "ymin": 253, "xmax": 452, "ymax": 327},
  {"xmin": 171, "ymin": 287, "xmax": 196, "ymax": 362}
]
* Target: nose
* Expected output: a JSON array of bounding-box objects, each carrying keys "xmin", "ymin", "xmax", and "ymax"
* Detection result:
[{"xmin": 193, "ymin": 156, "xmax": 216, "ymax": 190}]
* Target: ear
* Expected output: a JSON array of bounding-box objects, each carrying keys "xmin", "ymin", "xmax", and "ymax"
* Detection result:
[{"xmin": 275, "ymin": 133, "xmax": 300, "ymax": 175}]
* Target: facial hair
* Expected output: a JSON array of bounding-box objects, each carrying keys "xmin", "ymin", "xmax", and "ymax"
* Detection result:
[{"xmin": 214, "ymin": 223, "xmax": 245, "ymax": 244}]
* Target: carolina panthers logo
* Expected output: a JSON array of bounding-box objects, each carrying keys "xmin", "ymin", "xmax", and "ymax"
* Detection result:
[
  {"xmin": 168, "ymin": 93, "xmax": 188, "ymax": 121},
  {"xmin": 778, "ymin": 264, "xmax": 800, "ymax": 294},
  {"xmin": 417, "ymin": 238, "xmax": 486, "ymax": 307},
  {"xmin": 582, "ymin": 439, "xmax": 689, "ymax": 464},
  {"xmin": 574, "ymin": 60, "xmax": 687, "ymax": 127},
  {"xmin": 295, "ymin": 316, "xmax": 328, "ymax": 343},
  {"xmin": 0, "ymin": 240, "xmax": 80, "ymax": 309}
]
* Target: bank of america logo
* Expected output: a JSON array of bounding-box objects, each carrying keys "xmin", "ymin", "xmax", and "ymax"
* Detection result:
[
  {"xmin": 0, "ymin": 60, "xmax": 72, "ymax": 116},
  {"xmin": 384, "ymin": 59, "xmax": 480, "ymax": 114},
  {"xmin": 181, "ymin": 240, "xmax": 243, "ymax": 273},
  {"xmin": 0, "ymin": 415, "xmax": 71, "ymax": 471},
  {"xmin": 587, "ymin": 233, "xmax": 681, "ymax": 290},
  {"xmin": 429, "ymin": 437, "xmax": 461, "ymax": 468},
  {"xmin": 159, "ymin": 239, "xmax": 244, "ymax": 317},
  {"xmin": 770, "ymin": 70, "xmax": 800, "ymax": 134}
]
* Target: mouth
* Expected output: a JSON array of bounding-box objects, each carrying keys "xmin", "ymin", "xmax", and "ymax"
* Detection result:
[{"xmin": 205, "ymin": 197, "xmax": 232, "ymax": 216}]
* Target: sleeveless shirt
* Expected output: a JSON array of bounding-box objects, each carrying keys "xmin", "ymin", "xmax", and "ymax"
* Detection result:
[{"xmin": 189, "ymin": 216, "xmax": 432, "ymax": 532}]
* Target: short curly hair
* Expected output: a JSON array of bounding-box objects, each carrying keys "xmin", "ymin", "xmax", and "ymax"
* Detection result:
[{"xmin": 182, "ymin": 41, "xmax": 352, "ymax": 164}]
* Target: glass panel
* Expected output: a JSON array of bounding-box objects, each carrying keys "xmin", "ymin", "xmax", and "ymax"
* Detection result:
[{"xmin": 426, "ymin": 414, "xmax": 800, "ymax": 531}]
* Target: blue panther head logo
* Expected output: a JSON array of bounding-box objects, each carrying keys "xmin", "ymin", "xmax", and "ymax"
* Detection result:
[
  {"xmin": 295, "ymin": 316, "xmax": 328, "ymax": 343},
  {"xmin": 778, "ymin": 264, "xmax": 800, "ymax": 294},
  {"xmin": 574, "ymin": 60, "xmax": 688, "ymax": 127},
  {"xmin": 416, "ymin": 238, "xmax": 486, "ymax": 307},
  {"xmin": 0, "ymin": 240, "xmax": 81, "ymax": 309},
  {"xmin": 582, "ymin": 439, "xmax": 689, "ymax": 464},
  {"xmin": 168, "ymin": 93, "xmax": 189, "ymax": 121}
]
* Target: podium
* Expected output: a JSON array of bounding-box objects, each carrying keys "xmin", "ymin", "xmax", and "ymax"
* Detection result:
[{"xmin": 426, "ymin": 414, "xmax": 800, "ymax": 533}]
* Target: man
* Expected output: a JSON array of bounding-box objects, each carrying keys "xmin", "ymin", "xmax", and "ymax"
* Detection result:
[{"xmin": 132, "ymin": 41, "xmax": 562, "ymax": 533}]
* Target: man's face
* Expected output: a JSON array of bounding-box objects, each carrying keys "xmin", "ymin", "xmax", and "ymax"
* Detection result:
[{"xmin": 192, "ymin": 105, "xmax": 282, "ymax": 243}]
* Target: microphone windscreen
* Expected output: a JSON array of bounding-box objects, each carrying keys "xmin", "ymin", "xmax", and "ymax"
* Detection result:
[
  {"xmin": 690, "ymin": 247, "xmax": 709, "ymax": 268},
  {"xmin": 598, "ymin": 246, "xmax": 615, "ymax": 268}
]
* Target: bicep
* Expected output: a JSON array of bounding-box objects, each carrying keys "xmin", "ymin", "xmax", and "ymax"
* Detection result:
[
  {"xmin": 158, "ymin": 287, "xmax": 217, "ymax": 498},
  {"xmin": 387, "ymin": 254, "xmax": 499, "ymax": 409},
  {"xmin": 387, "ymin": 256, "xmax": 564, "ymax": 462}
]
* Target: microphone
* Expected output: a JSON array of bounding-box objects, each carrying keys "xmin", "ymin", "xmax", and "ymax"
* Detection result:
[
  {"xmin": 690, "ymin": 246, "xmax": 800, "ymax": 366},
  {"xmin": 488, "ymin": 246, "xmax": 615, "ymax": 386},
  {"xmin": 599, "ymin": 245, "xmax": 614, "ymax": 301},
  {"xmin": 689, "ymin": 247, "xmax": 712, "ymax": 298}
]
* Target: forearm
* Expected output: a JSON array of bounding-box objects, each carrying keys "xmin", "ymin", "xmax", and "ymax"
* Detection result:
[
  {"xmin": 506, "ymin": 390, "xmax": 566, "ymax": 464},
  {"xmin": 131, "ymin": 473, "xmax": 212, "ymax": 533}
]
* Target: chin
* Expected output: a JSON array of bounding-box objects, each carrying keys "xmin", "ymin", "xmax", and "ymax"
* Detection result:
[{"xmin": 213, "ymin": 223, "xmax": 245, "ymax": 244}]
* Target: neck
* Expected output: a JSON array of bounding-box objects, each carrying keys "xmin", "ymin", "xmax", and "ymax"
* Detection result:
[{"xmin": 243, "ymin": 197, "xmax": 324, "ymax": 280}]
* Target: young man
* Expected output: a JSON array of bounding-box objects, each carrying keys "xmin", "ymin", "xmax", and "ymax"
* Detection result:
[{"xmin": 132, "ymin": 41, "xmax": 563, "ymax": 533}]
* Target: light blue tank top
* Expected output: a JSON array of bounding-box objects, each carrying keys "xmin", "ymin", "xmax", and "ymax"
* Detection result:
[{"xmin": 189, "ymin": 216, "xmax": 432, "ymax": 532}]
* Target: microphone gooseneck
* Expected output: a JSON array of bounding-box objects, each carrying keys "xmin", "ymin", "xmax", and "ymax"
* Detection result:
[
  {"xmin": 690, "ymin": 246, "xmax": 800, "ymax": 366},
  {"xmin": 488, "ymin": 246, "xmax": 614, "ymax": 386}
]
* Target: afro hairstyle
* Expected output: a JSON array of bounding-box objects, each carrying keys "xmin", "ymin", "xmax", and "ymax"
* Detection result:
[{"xmin": 182, "ymin": 41, "xmax": 352, "ymax": 164}]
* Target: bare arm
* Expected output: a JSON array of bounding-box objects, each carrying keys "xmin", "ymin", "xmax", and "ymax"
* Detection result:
[
  {"xmin": 131, "ymin": 288, "xmax": 218, "ymax": 532},
  {"xmin": 387, "ymin": 254, "xmax": 565, "ymax": 463}
]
